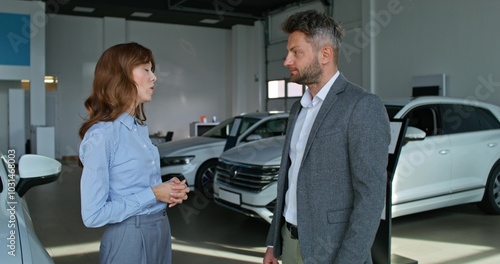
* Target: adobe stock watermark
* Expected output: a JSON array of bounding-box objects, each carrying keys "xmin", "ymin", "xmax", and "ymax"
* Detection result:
[
  {"xmin": 5, "ymin": 150, "xmax": 18, "ymax": 257},
  {"xmin": 342, "ymin": 0, "xmax": 412, "ymax": 64},
  {"xmin": 176, "ymin": 190, "xmax": 211, "ymax": 225},
  {"xmin": 7, "ymin": 0, "xmax": 70, "ymax": 53}
]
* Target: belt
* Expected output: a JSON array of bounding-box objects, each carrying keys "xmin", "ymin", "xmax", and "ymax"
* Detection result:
[
  {"xmin": 286, "ymin": 222, "xmax": 299, "ymax": 240},
  {"xmin": 120, "ymin": 209, "xmax": 166, "ymax": 228}
]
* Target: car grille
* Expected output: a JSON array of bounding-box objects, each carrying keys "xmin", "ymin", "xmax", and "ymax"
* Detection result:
[{"xmin": 216, "ymin": 160, "xmax": 280, "ymax": 192}]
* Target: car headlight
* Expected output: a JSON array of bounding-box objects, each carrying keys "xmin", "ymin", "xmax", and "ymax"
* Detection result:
[{"xmin": 160, "ymin": 156, "xmax": 195, "ymax": 167}]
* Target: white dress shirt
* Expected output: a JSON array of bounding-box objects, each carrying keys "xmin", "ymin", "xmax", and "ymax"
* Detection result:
[{"xmin": 283, "ymin": 71, "xmax": 339, "ymax": 226}]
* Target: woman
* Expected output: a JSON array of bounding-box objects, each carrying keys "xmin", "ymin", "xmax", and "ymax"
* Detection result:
[{"xmin": 79, "ymin": 42, "xmax": 189, "ymax": 264}]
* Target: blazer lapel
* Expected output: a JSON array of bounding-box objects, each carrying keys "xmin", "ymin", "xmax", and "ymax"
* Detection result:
[{"xmin": 301, "ymin": 73, "xmax": 348, "ymax": 163}]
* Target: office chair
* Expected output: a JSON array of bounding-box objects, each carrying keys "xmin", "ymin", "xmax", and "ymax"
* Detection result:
[{"xmin": 165, "ymin": 131, "xmax": 174, "ymax": 142}]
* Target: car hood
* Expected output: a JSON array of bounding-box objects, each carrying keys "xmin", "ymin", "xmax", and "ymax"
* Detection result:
[
  {"xmin": 157, "ymin": 136, "xmax": 225, "ymax": 156},
  {"xmin": 220, "ymin": 136, "xmax": 285, "ymax": 166}
]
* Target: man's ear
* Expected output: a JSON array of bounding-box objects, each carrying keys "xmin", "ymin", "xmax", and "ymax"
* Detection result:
[{"xmin": 319, "ymin": 45, "xmax": 334, "ymax": 65}]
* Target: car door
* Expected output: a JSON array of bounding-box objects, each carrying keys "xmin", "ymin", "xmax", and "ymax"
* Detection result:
[
  {"xmin": 441, "ymin": 104, "xmax": 500, "ymax": 194},
  {"xmin": 392, "ymin": 105, "xmax": 452, "ymax": 214}
]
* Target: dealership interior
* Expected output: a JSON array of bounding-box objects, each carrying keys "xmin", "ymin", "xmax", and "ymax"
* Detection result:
[{"xmin": 2, "ymin": 0, "xmax": 500, "ymax": 263}]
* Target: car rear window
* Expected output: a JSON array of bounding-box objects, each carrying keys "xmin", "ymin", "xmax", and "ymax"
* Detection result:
[{"xmin": 441, "ymin": 104, "xmax": 500, "ymax": 134}]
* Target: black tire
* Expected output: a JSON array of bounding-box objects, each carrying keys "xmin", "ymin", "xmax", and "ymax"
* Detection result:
[
  {"xmin": 195, "ymin": 159, "xmax": 218, "ymax": 199},
  {"xmin": 478, "ymin": 163, "xmax": 500, "ymax": 214}
]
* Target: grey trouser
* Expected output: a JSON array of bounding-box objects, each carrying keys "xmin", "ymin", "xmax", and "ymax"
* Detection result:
[{"xmin": 100, "ymin": 210, "xmax": 172, "ymax": 264}]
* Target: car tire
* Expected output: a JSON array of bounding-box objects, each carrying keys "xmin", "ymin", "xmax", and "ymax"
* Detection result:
[
  {"xmin": 478, "ymin": 162, "xmax": 500, "ymax": 214},
  {"xmin": 195, "ymin": 159, "xmax": 218, "ymax": 199}
]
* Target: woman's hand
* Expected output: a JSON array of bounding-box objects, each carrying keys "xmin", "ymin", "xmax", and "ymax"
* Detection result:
[{"xmin": 152, "ymin": 177, "xmax": 190, "ymax": 207}]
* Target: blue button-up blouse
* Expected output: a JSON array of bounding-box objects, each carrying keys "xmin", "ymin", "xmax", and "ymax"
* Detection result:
[{"xmin": 79, "ymin": 113, "xmax": 165, "ymax": 228}]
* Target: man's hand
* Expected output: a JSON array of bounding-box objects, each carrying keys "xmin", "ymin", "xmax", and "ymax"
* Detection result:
[
  {"xmin": 263, "ymin": 247, "xmax": 279, "ymax": 264},
  {"xmin": 152, "ymin": 177, "xmax": 190, "ymax": 207}
]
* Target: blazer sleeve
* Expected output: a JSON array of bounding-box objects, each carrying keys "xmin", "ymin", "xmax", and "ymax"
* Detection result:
[{"xmin": 335, "ymin": 94, "xmax": 391, "ymax": 263}]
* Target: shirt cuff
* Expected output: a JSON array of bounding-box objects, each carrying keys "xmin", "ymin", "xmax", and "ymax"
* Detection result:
[{"xmin": 134, "ymin": 187, "xmax": 157, "ymax": 207}]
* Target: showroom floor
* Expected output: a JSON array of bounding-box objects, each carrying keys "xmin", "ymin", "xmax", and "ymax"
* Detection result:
[{"xmin": 25, "ymin": 160, "xmax": 500, "ymax": 264}]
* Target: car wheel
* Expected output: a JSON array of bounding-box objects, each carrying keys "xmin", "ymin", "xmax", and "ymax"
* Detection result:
[
  {"xmin": 478, "ymin": 162, "xmax": 500, "ymax": 214},
  {"xmin": 195, "ymin": 159, "xmax": 218, "ymax": 199}
]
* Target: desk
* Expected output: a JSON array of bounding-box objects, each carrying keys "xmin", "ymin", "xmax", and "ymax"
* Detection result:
[{"xmin": 149, "ymin": 134, "xmax": 166, "ymax": 145}]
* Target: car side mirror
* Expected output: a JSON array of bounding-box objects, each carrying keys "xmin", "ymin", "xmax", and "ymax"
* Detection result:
[
  {"xmin": 15, "ymin": 154, "xmax": 62, "ymax": 197},
  {"xmin": 246, "ymin": 134, "xmax": 262, "ymax": 142},
  {"xmin": 404, "ymin": 126, "xmax": 426, "ymax": 140}
]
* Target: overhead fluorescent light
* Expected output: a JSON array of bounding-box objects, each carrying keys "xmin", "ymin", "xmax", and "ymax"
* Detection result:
[
  {"xmin": 131, "ymin": 12, "xmax": 153, "ymax": 18},
  {"xmin": 73, "ymin": 6, "xmax": 95, "ymax": 13},
  {"xmin": 199, "ymin": 18, "xmax": 220, "ymax": 24}
]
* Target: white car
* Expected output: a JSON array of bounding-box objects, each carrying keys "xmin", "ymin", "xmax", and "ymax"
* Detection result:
[
  {"xmin": 214, "ymin": 96, "xmax": 500, "ymax": 223},
  {"xmin": 1, "ymin": 152, "xmax": 62, "ymax": 263},
  {"xmin": 157, "ymin": 112, "xmax": 288, "ymax": 198}
]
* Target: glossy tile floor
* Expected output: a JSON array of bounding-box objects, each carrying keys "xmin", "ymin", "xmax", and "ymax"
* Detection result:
[{"xmin": 26, "ymin": 161, "xmax": 500, "ymax": 264}]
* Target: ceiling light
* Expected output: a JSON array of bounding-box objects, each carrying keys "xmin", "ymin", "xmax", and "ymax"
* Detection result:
[
  {"xmin": 199, "ymin": 19, "xmax": 220, "ymax": 24},
  {"xmin": 44, "ymin": 76, "xmax": 58, "ymax": 84},
  {"xmin": 131, "ymin": 12, "xmax": 153, "ymax": 18},
  {"xmin": 73, "ymin": 6, "xmax": 95, "ymax": 13}
]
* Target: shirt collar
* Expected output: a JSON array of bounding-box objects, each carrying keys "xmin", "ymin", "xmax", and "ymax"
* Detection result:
[
  {"xmin": 117, "ymin": 112, "xmax": 136, "ymax": 130},
  {"xmin": 300, "ymin": 71, "xmax": 340, "ymax": 108}
]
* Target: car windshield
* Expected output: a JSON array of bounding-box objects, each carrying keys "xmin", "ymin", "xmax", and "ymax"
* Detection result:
[
  {"xmin": 385, "ymin": 105, "xmax": 403, "ymax": 119},
  {"xmin": 202, "ymin": 116, "xmax": 261, "ymax": 139}
]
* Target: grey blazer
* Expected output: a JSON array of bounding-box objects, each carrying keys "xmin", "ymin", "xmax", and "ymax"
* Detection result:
[{"xmin": 266, "ymin": 73, "xmax": 391, "ymax": 263}]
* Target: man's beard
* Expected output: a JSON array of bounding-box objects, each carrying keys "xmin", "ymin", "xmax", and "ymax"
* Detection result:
[{"xmin": 290, "ymin": 58, "xmax": 322, "ymax": 85}]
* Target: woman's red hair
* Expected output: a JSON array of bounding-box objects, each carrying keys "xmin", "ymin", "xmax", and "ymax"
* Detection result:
[{"xmin": 79, "ymin": 42, "xmax": 156, "ymax": 140}]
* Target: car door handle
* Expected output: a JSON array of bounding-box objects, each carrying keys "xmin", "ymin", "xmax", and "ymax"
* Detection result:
[
  {"xmin": 439, "ymin": 150, "xmax": 449, "ymax": 155},
  {"xmin": 488, "ymin": 143, "xmax": 497, "ymax": 148}
]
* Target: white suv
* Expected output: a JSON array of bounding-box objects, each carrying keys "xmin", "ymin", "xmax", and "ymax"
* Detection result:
[
  {"xmin": 157, "ymin": 112, "xmax": 288, "ymax": 198},
  {"xmin": 214, "ymin": 97, "xmax": 500, "ymax": 223}
]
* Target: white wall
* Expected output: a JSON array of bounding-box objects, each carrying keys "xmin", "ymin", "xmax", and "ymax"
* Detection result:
[
  {"xmin": 372, "ymin": 0, "xmax": 500, "ymax": 105},
  {"xmin": 45, "ymin": 15, "xmax": 264, "ymax": 158},
  {"xmin": 126, "ymin": 20, "xmax": 231, "ymax": 139}
]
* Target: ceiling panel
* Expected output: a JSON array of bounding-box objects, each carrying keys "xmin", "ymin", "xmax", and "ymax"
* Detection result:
[{"xmin": 42, "ymin": 0, "xmax": 319, "ymax": 29}]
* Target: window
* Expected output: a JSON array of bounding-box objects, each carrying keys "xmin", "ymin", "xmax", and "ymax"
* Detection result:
[
  {"xmin": 267, "ymin": 79, "xmax": 305, "ymax": 112},
  {"xmin": 268, "ymin": 80, "xmax": 285, "ymax": 98},
  {"xmin": 476, "ymin": 108, "xmax": 500, "ymax": 130},
  {"xmin": 248, "ymin": 118, "xmax": 288, "ymax": 140},
  {"xmin": 203, "ymin": 117, "xmax": 260, "ymax": 139},
  {"xmin": 441, "ymin": 104, "xmax": 499, "ymax": 134},
  {"xmin": 407, "ymin": 106, "xmax": 439, "ymax": 136}
]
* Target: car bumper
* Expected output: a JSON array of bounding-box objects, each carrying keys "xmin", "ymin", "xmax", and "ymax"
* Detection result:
[
  {"xmin": 214, "ymin": 180, "xmax": 276, "ymax": 223},
  {"xmin": 160, "ymin": 164, "xmax": 196, "ymax": 188}
]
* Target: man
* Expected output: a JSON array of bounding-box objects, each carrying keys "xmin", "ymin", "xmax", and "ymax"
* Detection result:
[{"xmin": 263, "ymin": 10, "xmax": 390, "ymax": 264}]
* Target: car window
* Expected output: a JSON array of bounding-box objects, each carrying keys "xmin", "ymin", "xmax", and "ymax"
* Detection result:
[
  {"xmin": 202, "ymin": 117, "xmax": 235, "ymax": 138},
  {"xmin": 385, "ymin": 105, "xmax": 403, "ymax": 118},
  {"xmin": 246, "ymin": 118, "xmax": 288, "ymax": 139},
  {"xmin": 406, "ymin": 106, "xmax": 439, "ymax": 136},
  {"xmin": 441, "ymin": 104, "xmax": 500, "ymax": 134},
  {"xmin": 202, "ymin": 117, "xmax": 261, "ymax": 139},
  {"xmin": 475, "ymin": 107, "xmax": 500, "ymax": 130}
]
